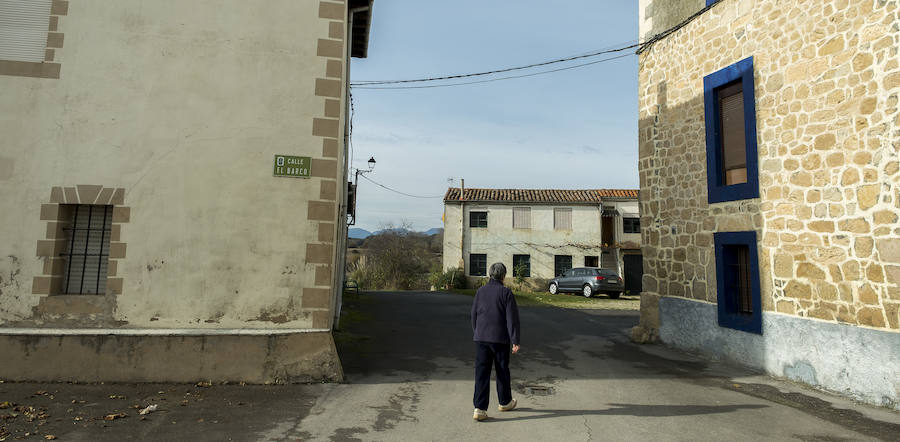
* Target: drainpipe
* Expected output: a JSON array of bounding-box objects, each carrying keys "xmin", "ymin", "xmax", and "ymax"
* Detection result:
[{"xmin": 458, "ymin": 179, "xmax": 465, "ymax": 269}]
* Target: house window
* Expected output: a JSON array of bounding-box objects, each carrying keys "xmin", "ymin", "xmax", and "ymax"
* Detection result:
[
  {"xmin": 553, "ymin": 208, "xmax": 572, "ymax": 230},
  {"xmin": 512, "ymin": 254, "xmax": 530, "ymax": 277},
  {"xmin": 0, "ymin": 0, "xmax": 63, "ymax": 79},
  {"xmin": 584, "ymin": 256, "xmax": 598, "ymax": 267},
  {"xmin": 0, "ymin": 0, "xmax": 52, "ymax": 62},
  {"xmin": 512, "ymin": 207, "xmax": 531, "ymax": 229},
  {"xmin": 554, "ymin": 255, "xmax": 572, "ymax": 277},
  {"xmin": 62, "ymin": 205, "xmax": 113, "ymax": 294},
  {"xmin": 623, "ymin": 218, "xmax": 641, "ymax": 234},
  {"xmin": 713, "ymin": 232, "xmax": 761, "ymax": 334},
  {"xmin": 469, "ymin": 253, "xmax": 487, "ymax": 276},
  {"xmin": 703, "ymin": 56, "xmax": 759, "ymax": 203},
  {"xmin": 469, "ymin": 211, "xmax": 488, "ymax": 228}
]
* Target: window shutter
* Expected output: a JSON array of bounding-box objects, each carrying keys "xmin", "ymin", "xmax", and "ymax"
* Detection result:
[
  {"xmin": 512, "ymin": 207, "xmax": 531, "ymax": 229},
  {"xmin": 0, "ymin": 0, "xmax": 53, "ymax": 62},
  {"xmin": 719, "ymin": 82, "xmax": 747, "ymax": 185},
  {"xmin": 554, "ymin": 208, "xmax": 572, "ymax": 230}
]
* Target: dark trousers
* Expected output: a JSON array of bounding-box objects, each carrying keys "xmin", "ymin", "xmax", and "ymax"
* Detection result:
[{"xmin": 473, "ymin": 341, "xmax": 512, "ymax": 410}]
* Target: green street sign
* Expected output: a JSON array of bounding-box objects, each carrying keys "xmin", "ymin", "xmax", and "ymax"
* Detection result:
[{"xmin": 273, "ymin": 155, "xmax": 311, "ymax": 178}]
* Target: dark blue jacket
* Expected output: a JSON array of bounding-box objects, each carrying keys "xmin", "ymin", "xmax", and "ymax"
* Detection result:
[{"xmin": 471, "ymin": 279, "xmax": 520, "ymax": 345}]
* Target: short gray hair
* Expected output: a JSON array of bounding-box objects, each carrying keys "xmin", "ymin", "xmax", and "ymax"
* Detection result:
[{"xmin": 489, "ymin": 262, "xmax": 507, "ymax": 281}]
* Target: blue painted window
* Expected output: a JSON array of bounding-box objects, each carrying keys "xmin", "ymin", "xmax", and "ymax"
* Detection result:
[
  {"xmin": 713, "ymin": 232, "xmax": 762, "ymax": 334},
  {"xmin": 706, "ymin": 0, "xmax": 720, "ymax": 6},
  {"xmin": 703, "ymin": 56, "xmax": 760, "ymax": 203}
]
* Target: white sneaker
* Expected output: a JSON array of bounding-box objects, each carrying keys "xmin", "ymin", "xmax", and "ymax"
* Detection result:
[
  {"xmin": 498, "ymin": 398, "xmax": 517, "ymax": 412},
  {"xmin": 473, "ymin": 408, "xmax": 488, "ymax": 421}
]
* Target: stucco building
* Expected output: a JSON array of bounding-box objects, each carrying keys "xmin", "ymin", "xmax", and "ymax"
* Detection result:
[
  {"xmin": 634, "ymin": 0, "xmax": 899, "ymax": 408},
  {"xmin": 442, "ymin": 188, "xmax": 642, "ymax": 291},
  {"xmin": 0, "ymin": 0, "xmax": 373, "ymax": 382}
]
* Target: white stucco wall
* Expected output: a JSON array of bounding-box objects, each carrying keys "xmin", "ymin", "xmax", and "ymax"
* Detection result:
[
  {"xmin": 0, "ymin": 0, "xmax": 347, "ymax": 329},
  {"xmin": 443, "ymin": 200, "xmax": 640, "ymax": 279}
]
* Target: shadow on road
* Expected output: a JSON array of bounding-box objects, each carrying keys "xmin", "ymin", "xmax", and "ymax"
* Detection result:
[
  {"xmin": 335, "ymin": 290, "xmax": 724, "ymax": 382},
  {"xmin": 479, "ymin": 403, "xmax": 769, "ymax": 422}
]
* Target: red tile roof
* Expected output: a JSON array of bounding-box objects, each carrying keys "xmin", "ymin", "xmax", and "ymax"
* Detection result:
[{"xmin": 443, "ymin": 188, "xmax": 639, "ymax": 203}]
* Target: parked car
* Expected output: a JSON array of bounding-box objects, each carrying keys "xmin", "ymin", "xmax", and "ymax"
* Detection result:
[{"xmin": 548, "ymin": 267, "xmax": 624, "ymax": 298}]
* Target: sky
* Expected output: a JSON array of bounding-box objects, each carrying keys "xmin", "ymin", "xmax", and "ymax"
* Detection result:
[{"xmin": 348, "ymin": 1, "xmax": 639, "ymax": 232}]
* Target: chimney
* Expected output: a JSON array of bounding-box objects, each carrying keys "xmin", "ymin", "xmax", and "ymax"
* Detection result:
[{"xmin": 460, "ymin": 179, "xmax": 465, "ymax": 201}]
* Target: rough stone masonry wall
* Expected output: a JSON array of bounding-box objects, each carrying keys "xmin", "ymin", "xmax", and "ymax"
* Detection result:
[{"xmin": 638, "ymin": 0, "xmax": 900, "ymax": 330}]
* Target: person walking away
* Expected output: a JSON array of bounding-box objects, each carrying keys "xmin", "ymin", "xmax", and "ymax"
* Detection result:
[{"xmin": 471, "ymin": 262, "xmax": 521, "ymax": 421}]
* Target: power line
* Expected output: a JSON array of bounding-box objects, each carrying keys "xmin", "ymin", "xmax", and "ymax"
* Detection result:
[
  {"xmin": 352, "ymin": 53, "xmax": 634, "ymax": 90},
  {"xmin": 358, "ymin": 174, "xmax": 445, "ymax": 198},
  {"xmin": 351, "ymin": 41, "xmax": 639, "ymax": 86}
]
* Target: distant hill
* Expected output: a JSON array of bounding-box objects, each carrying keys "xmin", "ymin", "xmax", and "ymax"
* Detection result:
[
  {"xmin": 351, "ymin": 227, "xmax": 442, "ymax": 238},
  {"xmin": 348, "ymin": 228, "xmax": 372, "ymax": 239}
]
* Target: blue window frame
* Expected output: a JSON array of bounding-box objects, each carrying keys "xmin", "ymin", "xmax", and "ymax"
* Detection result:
[
  {"xmin": 713, "ymin": 231, "xmax": 762, "ymax": 334},
  {"xmin": 703, "ymin": 56, "xmax": 760, "ymax": 203},
  {"xmin": 706, "ymin": 0, "xmax": 719, "ymax": 6}
]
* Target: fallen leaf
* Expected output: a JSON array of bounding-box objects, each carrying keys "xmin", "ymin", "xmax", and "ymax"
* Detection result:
[
  {"xmin": 103, "ymin": 412, "xmax": 127, "ymax": 421},
  {"xmin": 0, "ymin": 402, "xmax": 10, "ymax": 409},
  {"xmin": 44, "ymin": 435, "xmax": 57, "ymax": 440},
  {"xmin": 195, "ymin": 382, "xmax": 211, "ymax": 388}
]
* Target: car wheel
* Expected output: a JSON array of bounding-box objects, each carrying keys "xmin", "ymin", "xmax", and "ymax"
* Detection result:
[
  {"xmin": 582, "ymin": 284, "xmax": 593, "ymax": 298},
  {"xmin": 608, "ymin": 291, "xmax": 621, "ymax": 299},
  {"xmin": 549, "ymin": 283, "xmax": 558, "ymax": 295}
]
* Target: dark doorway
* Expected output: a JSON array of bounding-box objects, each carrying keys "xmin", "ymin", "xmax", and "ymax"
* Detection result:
[{"xmin": 623, "ymin": 254, "xmax": 643, "ymax": 295}]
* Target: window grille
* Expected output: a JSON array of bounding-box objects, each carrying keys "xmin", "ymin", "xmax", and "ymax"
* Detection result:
[
  {"xmin": 512, "ymin": 207, "xmax": 531, "ymax": 229},
  {"xmin": 469, "ymin": 211, "xmax": 488, "ymax": 228},
  {"xmin": 512, "ymin": 254, "xmax": 530, "ymax": 277},
  {"xmin": 62, "ymin": 205, "xmax": 112, "ymax": 294},
  {"xmin": 553, "ymin": 208, "xmax": 572, "ymax": 230},
  {"xmin": 713, "ymin": 231, "xmax": 761, "ymax": 334},
  {"xmin": 554, "ymin": 255, "xmax": 572, "ymax": 277},
  {"xmin": 0, "ymin": 0, "xmax": 52, "ymax": 62},
  {"xmin": 469, "ymin": 253, "xmax": 487, "ymax": 276}
]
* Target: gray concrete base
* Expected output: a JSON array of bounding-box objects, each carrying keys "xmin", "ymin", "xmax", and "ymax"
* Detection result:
[
  {"xmin": 0, "ymin": 329, "xmax": 343, "ymax": 383},
  {"xmin": 659, "ymin": 296, "xmax": 900, "ymax": 410}
]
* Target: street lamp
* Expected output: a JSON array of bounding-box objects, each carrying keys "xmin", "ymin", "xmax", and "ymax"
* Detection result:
[{"xmin": 348, "ymin": 156, "xmax": 375, "ymax": 225}]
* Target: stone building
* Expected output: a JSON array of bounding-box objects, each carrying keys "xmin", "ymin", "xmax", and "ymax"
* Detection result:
[
  {"xmin": 442, "ymin": 188, "xmax": 642, "ymax": 291},
  {"xmin": 0, "ymin": 0, "xmax": 374, "ymax": 382},
  {"xmin": 633, "ymin": 0, "xmax": 899, "ymax": 408}
]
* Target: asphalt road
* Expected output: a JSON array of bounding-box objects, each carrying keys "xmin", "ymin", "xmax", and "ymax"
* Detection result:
[
  {"xmin": 2, "ymin": 290, "xmax": 898, "ymax": 441},
  {"xmin": 315, "ymin": 291, "xmax": 899, "ymax": 441}
]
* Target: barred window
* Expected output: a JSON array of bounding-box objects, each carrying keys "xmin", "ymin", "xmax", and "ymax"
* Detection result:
[
  {"xmin": 512, "ymin": 207, "xmax": 531, "ymax": 229},
  {"xmin": 513, "ymin": 254, "xmax": 530, "ymax": 277},
  {"xmin": 470, "ymin": 211, "xmax": 487, "ymax": 228},
  {"xmin": 469, "ymin": 253, "xmax": 487, "ymax": 276},
  {"xmin": 62, "ymin": 205, "xmax": 112, "ymax": 294},
  {"xmin": 554, "ymin": 208, "xmax": 572, "ymax": 230}
]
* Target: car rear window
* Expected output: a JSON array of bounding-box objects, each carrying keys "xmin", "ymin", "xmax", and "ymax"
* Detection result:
[{"xmin": 596, "ymin": 269, "xmax": 618, "ymax": 277}]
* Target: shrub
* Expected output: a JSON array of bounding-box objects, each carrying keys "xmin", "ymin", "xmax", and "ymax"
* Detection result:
[{"xmin": 430, "ymin": 267, "xmax": 466, "ymax": 290}]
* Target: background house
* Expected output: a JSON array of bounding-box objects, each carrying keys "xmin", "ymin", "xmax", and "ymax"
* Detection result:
[
  {"xmin": 634, "ymin": 0, "xmax": 899, "ymax": 408},
  {"xmin": 0, "ymin": 0, "xmax": 373, "ymax": 382},
  {"xmin": 442, "ymin": 187, "xmax": 641, "ymax": 291}
]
